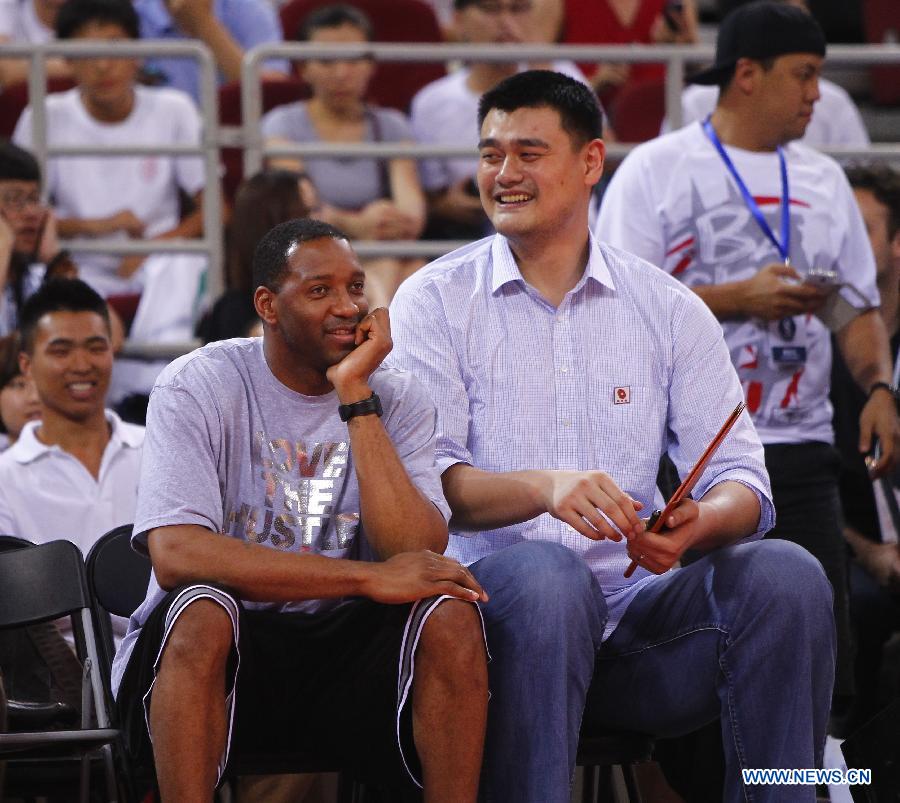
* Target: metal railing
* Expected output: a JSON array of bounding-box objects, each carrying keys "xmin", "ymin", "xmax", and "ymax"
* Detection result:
[
  {"xmin": 2, "ymin": 40, "xmax": 225, "ymax": 301},
  {"xmin": 240, "ymin": 41, "xmax": 900, "ymax": 259},
  {"xmin": 7, "ymin": 40, "xmax": 900, "ymax": 317}
]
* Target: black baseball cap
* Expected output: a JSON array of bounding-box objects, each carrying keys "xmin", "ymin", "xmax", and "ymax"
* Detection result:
[{"xmin": 688, "ymin": 1, "xmax": 826, "ymax": 86}]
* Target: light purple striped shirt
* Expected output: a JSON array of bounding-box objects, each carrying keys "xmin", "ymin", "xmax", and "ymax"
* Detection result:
[{"xmin": 389, "ymin": 233, "xmax": 774, "ymax": 637}]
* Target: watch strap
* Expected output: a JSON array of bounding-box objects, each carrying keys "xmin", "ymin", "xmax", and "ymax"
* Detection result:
[{"xmin": 338, "ymin": 392, "xmax": 382, "ymax": 422}]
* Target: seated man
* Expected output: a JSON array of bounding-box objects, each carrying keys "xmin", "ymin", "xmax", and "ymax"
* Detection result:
[
  {"xmin": 0, "ymin": 142, "xmax": 74, "ymax": 338},
  {"xmin": 390, "ymin": 70, "xmax": 835, "ymax": 802},
  {"xmin": 111, "ymin": 219, "xmax": 488, "ymax": 800},
  {"xmin": 0, "ymin": 277, "xmax": 142, "ymax": 554},
  {"xmin": 0, "ymin": 277, "xmax": 137, "ymax": 710},
  {"xmin": 12, "ymin": 0, "xmax": 207, "ymax": 345}
]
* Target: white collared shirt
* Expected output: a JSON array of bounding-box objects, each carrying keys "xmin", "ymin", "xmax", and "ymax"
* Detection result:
[
  {"xmin": 390, "ymin": 233, "xmax": 774, "ymax": 638},
  {"xmin": 0, "ymin": 410, "xmax": 144, "ymax": 555}
]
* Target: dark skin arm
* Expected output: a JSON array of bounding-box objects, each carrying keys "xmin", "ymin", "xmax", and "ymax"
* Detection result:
[
  {"xmin": 326, "ymin": 307, "xmax": 449, "ymax": 558},
  {"xmin": 148, "ymin": 524, "xmax": 485, "ymax": 604}
]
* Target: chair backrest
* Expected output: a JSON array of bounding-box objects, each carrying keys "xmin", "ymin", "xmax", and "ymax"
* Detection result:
[
  {"xmin": 278, "ymin": 0, "xmax": 446, "ymax": 112},
  {"xmin": 862, "ymin": 0, "xmax": 900, "ymax": 106},
  {"xmin": 85, "ymin": 525, "xmax": 151, "ymax": 620},
  {"xmin": 0, "ymin": 541, "xmax": 91, "ymax": 630},
  {"xmin": 0, "ymin": 77, "xmax": 77, "ymax": 139},
  {"xmin": 609, "ymin": 78, "xmax": 666, "ymax": 144}
]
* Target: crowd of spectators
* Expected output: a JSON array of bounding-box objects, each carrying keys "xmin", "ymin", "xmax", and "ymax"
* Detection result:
[{"xmin": 0, "ymin": 0, "xmax": 898, "ymax": 799}]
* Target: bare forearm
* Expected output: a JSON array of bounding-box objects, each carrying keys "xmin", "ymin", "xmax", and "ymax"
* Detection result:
[
  {"xmin": 57, "ymin": 217, "xmax": 113, "ymax": 237},
  {"xmin": 442, "ymin": 463, "xmax": 549, "ymax": 531},
  {"xmin": 692, "ymin": 281, "xmax": 749, "ymax": 321},
  {"xmin": 689, "ymin": 481, "xmax": 762, "ymax": 551},
  {"xmin": 389, "ymin": 158, "xmax": 426, "ymax": 233},
  {"xmin": 195, "ymin": 18, "xmax": 244, "ymax": 82},
  {"xmin": 157, "ymin": 209, "xmax": 203, "ymax": 240},
  {"xmin": 837, "ymin": 308, "xmax": 893, "ymax": 392},
  {"xmin": 843, "ymin": 524, "xmax": 875, "ymax": 558},
  {"xmin": 148, "ymin": 524, "xmax": 374, "ymax": 599},
  {"xmin": 346, "ymin": 412, "xmax": 447, "ymax": 557}
]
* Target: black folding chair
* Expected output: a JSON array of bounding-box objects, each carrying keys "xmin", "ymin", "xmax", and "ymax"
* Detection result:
[
  {"xmin": 0, "ymin": 539, "xmax": 119, "ymax": 802},
  {"xmin": 577, "ymin": 729, "xmax": 654, "ymax": 803}
]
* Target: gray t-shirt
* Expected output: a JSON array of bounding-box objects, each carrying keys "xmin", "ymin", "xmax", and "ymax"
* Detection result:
[
  {"xmin": 111, "ymin": 336, "xmax": 449, "ymax": 694},
  {"xmin": 260, "ymin": 102, "xmax": 413, "ymax": 210}
]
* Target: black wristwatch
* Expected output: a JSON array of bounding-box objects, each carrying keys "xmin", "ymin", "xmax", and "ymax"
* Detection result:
[{"xmin": 338, "ymin": 392, "xmax": 383, "ymax": 422}]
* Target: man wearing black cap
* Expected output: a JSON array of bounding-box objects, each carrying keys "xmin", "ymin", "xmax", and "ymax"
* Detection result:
[{"xmin": 597, "ymin": 0, "xmax": 899, "ymax": 714}]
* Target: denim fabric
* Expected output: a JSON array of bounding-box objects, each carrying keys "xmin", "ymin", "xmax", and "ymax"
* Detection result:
[{"xmin": 471, "ymin": 539, "xmax": 835, "ymax": 803}]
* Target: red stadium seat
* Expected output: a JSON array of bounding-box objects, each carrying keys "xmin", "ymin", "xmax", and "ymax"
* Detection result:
[
  {"xmin": 608, "ymin": 78, "xmax": 666, "ymax": 144},
  {"xmin": 278, "ymin": 0, "xmax": 446, "ymax": 113},
  {"xmin": 218, "ymin": 77, "xmax": 311, "ymax": 201},
  {"xmin": 0, "ymin": 78, "xmax": 76, "ymax": 139},
  {"xmin": 862, "ymin": 0, "xmax": 900, "ymax": 106}
]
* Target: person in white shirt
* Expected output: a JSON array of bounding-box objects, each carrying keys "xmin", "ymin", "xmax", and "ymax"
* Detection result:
[
  {"xmin": 596, "ymin": 0, "xmax": 900, "ymax": 710},
  {"xmin": 0, "ymin": 278, "xmax": 142, "ymax": 554},
  {"xmin": 410, "ymin": 0, "xmax": 587, "ymax": 239},
  {"xmin": 661, "ymin": 0, "xmax": 870, "ymax": 149},
  {"xmin": 12, "ymin": 0, "xmax": 207, "ymax": 345}
]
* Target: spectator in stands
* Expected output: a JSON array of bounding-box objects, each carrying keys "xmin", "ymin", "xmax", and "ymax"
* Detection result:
[
  {"xmin": 0, "ymin": 333, "xmax": 40, "ymax": 451},
  {"xmin": 13, "ymin": 0, "xmax": 208, "ymax": 349},
  {"xmin": 596, "ymin": 1, "xmax": 899, "ymax": 711},
  {"xmin": 561, "ymin": 0, "xmax": 698, "ymax": 108},
  {"xmin": 0, "ymin": 0, "xmax": 72, "ymax": 86},
  {"xmin": 199, "ymin": 169, "xmax": 318, "ymax": 343},
  {"xmin": 263, "ymin": 4, "xmax": 426, "ymax": 307},
  {"xmin": 832, "ymin": 164, "xmax": 900, "ymax": 733},
  {"xmin": 134, "ymin": 0, "xmax": 288, "ymax": 105},
  {"xmin": 0, "ymin": 141, "xmax": 74, "ymax": 338},
  {"xmin": 0, "ymin": 278, "xmax": 142, "ymax": 555},
  {"xmin": 663, "ymin": 0, "xmax": 870, "ymax": 149},
  {"xmin": 111, "ymin": 218, "xmax": 488, "ymax": 801},
  {"xmin": 410, "ymin": 0, "xmax": 587, "ymax": 240}
]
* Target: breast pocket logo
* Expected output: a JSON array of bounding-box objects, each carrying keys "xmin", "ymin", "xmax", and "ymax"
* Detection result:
[{"xmin": 614, "ymin": 386, "xmax": 630, "ymax": 405}]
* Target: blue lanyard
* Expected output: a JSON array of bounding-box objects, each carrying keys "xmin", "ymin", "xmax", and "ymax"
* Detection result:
[{"xmin": 702, "ymin": 116, "xmax": 791, "ymax": 265}]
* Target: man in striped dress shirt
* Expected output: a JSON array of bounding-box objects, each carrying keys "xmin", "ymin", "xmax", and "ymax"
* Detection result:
[{"xmin": 390, "ymin": 70, "xmax": 835, "ymax": 802}]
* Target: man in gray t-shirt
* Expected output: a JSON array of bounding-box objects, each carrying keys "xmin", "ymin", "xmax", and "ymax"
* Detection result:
[{"xmin": 112, "ymin": 218, "xmax": 488, "ymax": 800}]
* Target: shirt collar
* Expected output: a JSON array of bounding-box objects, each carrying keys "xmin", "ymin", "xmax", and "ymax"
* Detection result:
[
  {"xmin": 9, "ymin": 410, "xmax": 142, "ymax": 465},
  {"xmin": 489, "ymin": 232, "xmax": 617, "ymax": 295}
]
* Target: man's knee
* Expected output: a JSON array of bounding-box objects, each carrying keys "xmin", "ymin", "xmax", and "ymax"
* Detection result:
[
  {"xmin": 159, "ymin": 598, "xmax": 234, "ymax": 678},
  {"xmin": 474, "ymin": 540, "xmax": 599, "ymax": 607},
  {"xmin": 419, "ymin": 599, "xmax": 487, "ymax": 679},
  {"xmin": 716, "ymin": 539, "xmax": 834, "ymax": 623}
]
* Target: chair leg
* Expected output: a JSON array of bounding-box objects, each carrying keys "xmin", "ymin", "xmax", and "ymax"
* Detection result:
[
  {"xmin": 102, "ymin": 743, "xmax": 119, "ymax": 803},
  {"xmin": 582, "ymin": 764, "xmax": 596, "ymax": 803},
  {"xmin": 620, "ymin": 763, "xmax": 642, "ymax": 803},
  {"xmin": 80, "ymin": 753, "xmax": 90, "ymax": 803}
]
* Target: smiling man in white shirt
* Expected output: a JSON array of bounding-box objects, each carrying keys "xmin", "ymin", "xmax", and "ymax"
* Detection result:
[{"xmin": 0, "ymin": 277, "xmax": 142, "ymax": 553}]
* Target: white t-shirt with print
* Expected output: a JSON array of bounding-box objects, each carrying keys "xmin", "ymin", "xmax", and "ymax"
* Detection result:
[
  {"xmin": 12, "ymin": 86, "xmax": 206, "ymax": 296},
  {"xmin": 595, "ymin": 121, "xmax": 878, "ymax": 445},
  {"xmin": 661, "ymin": 79, "xmax": 871, "ymax": 148}
]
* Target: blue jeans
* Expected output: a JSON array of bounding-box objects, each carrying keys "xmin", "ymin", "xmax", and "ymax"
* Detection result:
[{"xmin": 469, "ymin": 539, "xmax": 835, "ymax": 803}]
